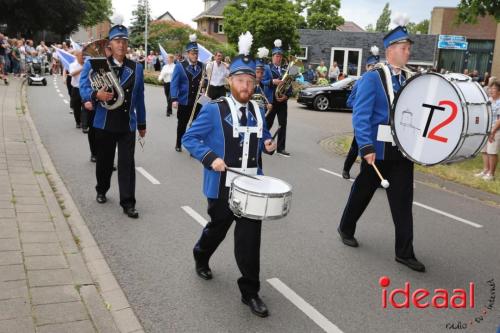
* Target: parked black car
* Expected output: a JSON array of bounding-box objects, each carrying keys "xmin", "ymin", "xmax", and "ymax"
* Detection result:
[{"xmin": 297, "ymin": 77, "xmax": 358, "ymax": 111}]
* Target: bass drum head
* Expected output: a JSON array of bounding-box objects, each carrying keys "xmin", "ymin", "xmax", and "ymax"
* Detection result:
[
  {"xmin": 232, "ymin": 176, "xmax": 292, "ymax": 195},
  {"xmin": 391, "ymin": 73, "xmax": 464, "ymax": 165}
]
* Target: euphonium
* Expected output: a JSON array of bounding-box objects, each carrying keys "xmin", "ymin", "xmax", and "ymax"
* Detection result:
[
  {"xmin": 275, "ymin": 58, "xmax": 303, "ymax": 100},
  {"xmin": 82, "ymin": 39, "xmax": 125, "ymax": 110}
]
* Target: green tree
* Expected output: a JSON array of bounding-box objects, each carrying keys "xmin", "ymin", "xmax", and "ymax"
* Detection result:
[
  {"xmin": 81, "ymin": 0, "xmax": 113, "ymax": 27},
  {"xmin": 375, "ymin": 3, "xmax": 391, "ymax": 32},
  {"xmin": 406, "ymin": 19, "xmax": 429, "ymax": 34},
  {"xmin": 457, "ymin": 0, "xmax": 499, "ymax": 23},
  {"xmin": 306, "ymin": 0, "xmax": 344, "ymax": 30},
  {"xmin": 0, "ymin": 0, "xmax": 85, "ymax": 38},
  {"xmin": 365, "ymin": 23, "xmax": 375, "ymax": 32},
  {"xmin": 223, "ymin": 0, "xmax": 302, "ymax": 55},
  {"xmin": 129, "ymin": 0, "xmax": 152, "ymax": 47}
]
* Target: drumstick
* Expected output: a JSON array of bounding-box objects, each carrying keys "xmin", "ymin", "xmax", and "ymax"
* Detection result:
[
  {"xmin": 371, "ymin": 162, "xmax": 390, "ymax": 188},
  {"xmin": 226, "ymin": 167, "xmax": 260, "ymax": 180}
]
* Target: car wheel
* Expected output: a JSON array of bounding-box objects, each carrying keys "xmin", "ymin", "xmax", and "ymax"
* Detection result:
[
  {"xmin": 313, "ymin": 95, "xmax": 329, "ymax": 111},
  {"xmin": 42, "ymin": 79, "xmax": 47, "ymax": 86}
]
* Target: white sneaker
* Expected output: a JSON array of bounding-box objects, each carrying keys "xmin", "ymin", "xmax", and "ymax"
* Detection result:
[
  {"xmin": 482, "ymin": 174, "xmax": 494, "ymax": 181},
  {"xmin": 474, "ymin": 170, "xmax": 487, "ymax": 177}
]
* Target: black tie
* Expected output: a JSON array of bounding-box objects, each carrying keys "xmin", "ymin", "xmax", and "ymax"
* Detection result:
[{"xmin": 240, "ymin": 107, "xmax": 247, "ymax": 126}]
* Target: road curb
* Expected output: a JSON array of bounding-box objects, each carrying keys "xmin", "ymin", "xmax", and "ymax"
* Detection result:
[{"xmin": 20, "ymin": 78, "xmax": 145, "ymax": 333}]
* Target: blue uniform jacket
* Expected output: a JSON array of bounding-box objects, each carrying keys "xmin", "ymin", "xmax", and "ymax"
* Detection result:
[
  {"xmin": 353, "ymin": 68, "xmax": 405, "ymax": 159},
  {"xmin": 346, "ymin": 79, "xmax": 358, "ymax": 109},
  {"xmin": 262, "ymin": 64, "xmax": 274, "ymax": 104},
  {"xmin": 170, "ymin": 60, "xmax": 203, "ymax": 106},
  {"xmin": 182, "ymin": 99, "xmax": 273, "ymax": 199},
  {"xmin": 79, "ymin": 58, "xmax": 146, "ymax": 131}
]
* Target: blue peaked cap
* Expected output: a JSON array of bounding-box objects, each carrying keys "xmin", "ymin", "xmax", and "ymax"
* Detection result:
[
  {"xmin": 255, "ymin": 58, "xmax": 266, "ymax": 69},
  {"xmin": 109, "ymin": 25, "xmax": 129, "ymax": 40},
  {"xmin": 366, "ymin": 55, "xmax": 380, "ymax": 66},
  {"xmin": 230, "ymin": 54, "xmax": 256, "ymax": 77},
  {"xmin": 185, "ymin": 42, "xmax": 198, "ymax": 52},
  {"xmin": 383, "ymin": 25, "xmax": 413, "ymax": 48}
]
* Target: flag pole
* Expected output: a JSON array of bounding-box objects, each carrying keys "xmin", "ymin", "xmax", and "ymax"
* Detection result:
[{"xmin": 144, "ymin": 0, "xmax": 148, "ymax": 63}]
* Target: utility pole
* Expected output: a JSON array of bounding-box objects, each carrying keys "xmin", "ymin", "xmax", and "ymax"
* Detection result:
[{"xmin": 144, "ymin": 0, "xmax": 148, "ymax": 60}]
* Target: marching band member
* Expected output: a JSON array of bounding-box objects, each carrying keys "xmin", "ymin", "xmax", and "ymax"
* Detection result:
[
  {"xmin": 337, "ymin": 15, "xmax": 426, "ymax": 272},
  {"xmin": 342, "ymin": 46, "xmax": 380, "ymax": 179},
  {"xmin": 182, "ymin": 31, "xmax": 276, "ymax": 318},
  {"xmin": 80, "ymin": 18, "xmax": 146, "ymax": 219},
  {"xmin": 255, "ymin": 47, "xmax": 273, "ymax": 113},
  {"xmin": 170, "ymin": 34, "xmax": 205, "ymax": 152},
  {"xmin": 266, "ymin": 39, "xmax": 291, "ymax": 156}
]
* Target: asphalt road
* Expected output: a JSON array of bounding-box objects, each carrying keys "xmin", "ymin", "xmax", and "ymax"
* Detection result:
[{"xmin": 27, "ymin": 75, "xmax": 500, "ymax": 333}]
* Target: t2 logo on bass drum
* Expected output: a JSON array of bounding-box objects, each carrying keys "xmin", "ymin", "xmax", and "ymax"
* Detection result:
[{"xmin": 421, "ymin": 100, "xmax": 458, "ymax": 143}]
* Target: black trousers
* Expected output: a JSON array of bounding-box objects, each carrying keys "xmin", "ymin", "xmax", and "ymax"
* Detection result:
[
  {"xmin": 66, "ymin": 75, "xmax": 72, "ymax": 96},
  {"xmin": 339, "ymin": 159, "xmax": 415, "ymax": 259},
  {"xmin": 207, "ymin": 85, "xmax": 226, "ymax": 100},
  {"xmin": 70, "ymin": 87, "xmax": 82, "ymax": 126},
  {"xmin": 86, "ymin": 110, "xmax": 96, "ymax": 156},
  {"xmin": 163, "ymin": 82, "xmax": 172, "ymax": 115},
  {"xmin": 94, "ymin": 129, "xmax": 136, "ymax": 208},
  {"xmin": 194, "ymin": 198, "xmax": 262, "ymax": 298},
  {"xmin": 343, "ymin": 137, "xmax": 359, "ymax": 172},
  {"xmin": 266, "ymin": 100, "xmax": 288, "ymax": 151},
  {"xmin": 176, "ymin": 103, "xmax": 201, "ymax": 148}
]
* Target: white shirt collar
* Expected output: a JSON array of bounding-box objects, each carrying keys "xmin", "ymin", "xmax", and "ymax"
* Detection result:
[{"xmin": 113, "ymin": 58, "xmax": 123, "ymax": 67}]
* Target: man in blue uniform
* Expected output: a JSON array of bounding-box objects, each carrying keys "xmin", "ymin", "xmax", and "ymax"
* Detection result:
[
  {"xmin": 342, "ymin": 46, "xmax": 380, "ymax": 180},
  {"xmin": 255, "ymin": 48, "xmax": 273, "ymax": 114},
  {"xmin": 80, "ymin": 22, "xmax": 146, "ymax": 218},
  {"xmin": 182, "ymin": 32, "xmax": 276, "ymax": 317},
  {"xmin": 171, "ymin": 34, "xmax": 205, "ymax": 152},
  {"xmin": 266, "ymin": 39, "xmax": 291, "ymax": 156},
  {"xmin": 337, "ymin": 18, "xmax": 426, "ymax": 272}
]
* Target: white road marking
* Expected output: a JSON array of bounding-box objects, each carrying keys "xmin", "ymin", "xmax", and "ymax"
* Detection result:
[
  {"xmin": 135, "ymin": 167, "xmax": 160, "ymax": 184},
  {"xmin": 413, "ymin": 202, "xmax": 483, "ymax": 228},
  {"xmin": 63, "ymin": 100, "xmax": 69, "ymax": 104},
  {"xmin": 267, "ymin": 278, "xmax": 343, "ymax": 333},
  {"xmin": 55, "ymin": 89, "xmax": 61, "ymax": 93},
  {"xmin": 58, "ymin": 93, "xmax": 64, "ymax": 98},
  {"xmin": 181, "ymin": 206, "xmax": 208, "ymax": 227},
  {"xmin": 318, "ymin": 167, "xmax": 483, "ymax": 229}
]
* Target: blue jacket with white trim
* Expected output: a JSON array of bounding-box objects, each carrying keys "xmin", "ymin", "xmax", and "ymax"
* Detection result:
[{"xmin": 79, "ymin": 57, "xmax": 146, "ymax": 131}]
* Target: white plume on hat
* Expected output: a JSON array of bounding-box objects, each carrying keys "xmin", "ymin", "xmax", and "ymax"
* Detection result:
[
  {"xmin": 257, "ymin": 46, "xmax": 269, "ymax": 58},
  {"xmin": 238, "ymin": 31, "xmax": 253, "ymax": 56},
  {"xmin": 370, "ymin": 45, "xmax": 379, "ymax": 56},
  {"xmin": 189, "ymin": 34, "xmax": 197, "ymax": 42},
  {"xmin": 111, "ymin": 14, "xmax": 124, "ymax": 26},
  {"xmin": 274, "ymin": 39, "xmax": 282, "ymax": 48},
  {"xmin": 392, "ymin": 12, "xmax": 410, "ymax": 27}
]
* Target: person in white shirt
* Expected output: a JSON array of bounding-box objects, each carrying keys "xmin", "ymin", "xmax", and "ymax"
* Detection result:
[
  {"xmin": 69, "ymin": 50, "xmax": 85, "ymax": 130},
  {"xmin": 206, "ymin": 51, "xmax": 229, "ymax": 99},
  {"xmin": 158, "ymin": 54, "xmax": 176, "ymax": 116}
]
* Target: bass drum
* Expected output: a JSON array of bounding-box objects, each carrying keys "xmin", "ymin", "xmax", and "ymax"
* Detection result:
[{"xmin": 391, "ymin": 72, "xmax": 492, "ymax": 166}]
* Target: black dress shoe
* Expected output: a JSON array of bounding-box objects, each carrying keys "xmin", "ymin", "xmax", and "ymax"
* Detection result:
[
  {"xmin": 277, "ymin": 150, "xmax": 291, "ymax": 156},
  {"xmin": 337, "ymin": 228, "xmax": 359, "ymax": 247},
  {"xmin": 175, "ymin": 146, "xmax": 182, "ymax": 152},
  {"xmin": 76, "ymin": 123, "xmax": 81, "ymax": 129},
  {"xmin": 242, "ymin": 296, "xmax": 269, "ymax": 318},
  {"xmin": 123, "ymin": 207, "xmax": 139, "ymax": 218},
  {"xmin": 195, "ymin": 265, "xmax": 213, "ymax": 280},
  {"xmin": 395, "ymin": 257, "xmax": 426, "ymax": 272},
  {"xmin": 90, "ymin": 155, "xmax": 97, "ymax": 163},
  {"xmin": 82, "ymin": 128, "xmax": 89, "ymax": 133},
  {"xmin": 96, "ymin": 194, "xmax": 107, "ymax": 204},
  {"xmin": 342, "ymin": 170, "xmax": 350, "ymax": 179}
]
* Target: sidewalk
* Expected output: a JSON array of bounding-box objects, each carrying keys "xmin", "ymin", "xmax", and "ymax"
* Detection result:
[{"xmin": 0, "ymin": 77, "xmax": 143, "ymax": 333}]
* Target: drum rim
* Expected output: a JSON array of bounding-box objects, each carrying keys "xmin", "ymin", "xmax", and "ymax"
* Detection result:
[
  {"xmin": 231, "ymin": 175, "xmax": 293, "ymax": 196},
  {"xmin": 390, "ymin": 72, "xmax": 466, "ymax": 166}
]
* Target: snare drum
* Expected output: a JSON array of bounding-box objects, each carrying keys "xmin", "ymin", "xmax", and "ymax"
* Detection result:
[
  {"xmin": 391, "ymin": 72, "xmax": 492, "ymax": 165},
  {"xmin": 229, "ymin": 176, "xmax": 292, "ymax": 220}
]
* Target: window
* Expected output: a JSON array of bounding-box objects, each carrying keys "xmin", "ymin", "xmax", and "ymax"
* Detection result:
[
  {"xmin": 297, "ymin": 46, "xmax": 308, "ymax": 60},
  {"xmin": 218, "ymin": 22, "xmax": 224, "ymax": 34}
]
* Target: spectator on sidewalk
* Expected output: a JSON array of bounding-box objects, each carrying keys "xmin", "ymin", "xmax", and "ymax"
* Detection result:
[
  {"xmin": 303, "ymin": 64, "xmax": 317, "ymax": 84},
  {"xmin": 0, "ymin": 33, "xmax": 9, "ymax": 85},
  {"xmin": 475, "ymin": 79, "xmax": 500, "ymax": 181},
  {"xmin": 328, "ymin": 61, "xmax": 340, "ymax": 83},
  {"xmin": 146, "ymin": 50, "xmax": 155, "ymax": 71},
  {"xmin": 10, "ymin": 39, "xmax": 21, "ymax": 77},
  {"xmin": 154, "ymin": 52, "xmax": 162, "ymax": 71},
  {"xmin": 316, "ymin": 60, "xmax": 327, "ymax": 80}
]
